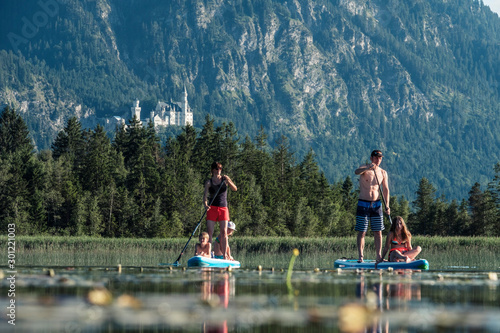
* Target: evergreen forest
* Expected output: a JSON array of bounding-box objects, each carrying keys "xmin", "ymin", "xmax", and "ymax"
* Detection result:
[{"xmin": 1, "ymin": 106, "xmax": 499, "ymax": 238}]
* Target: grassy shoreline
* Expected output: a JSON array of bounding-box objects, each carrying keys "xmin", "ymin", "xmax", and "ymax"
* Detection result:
[
  {"xmin": 12, "ymin": 235, "xmax": 500, "ymax": 252},
  {"xmin": 6, "ymin": 236, "xmax": 498, "ymax": 270}
]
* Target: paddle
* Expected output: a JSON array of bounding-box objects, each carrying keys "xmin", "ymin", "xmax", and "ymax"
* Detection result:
[
  {"xmin": 166, "ymin": 177, "xmax": 226, "ymax": 266},
  {"xmin": 372, "ymin": 166, "xmax": 391, "ymax": 268},
  {"xmin": 373, "ymin": 166, "xmax": 391, "ymax": 225}
]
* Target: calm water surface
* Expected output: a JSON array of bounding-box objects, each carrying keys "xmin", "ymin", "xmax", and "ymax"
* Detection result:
[{"xmin": 1, "ymin": 261, "xmax": 499, "ymax": 333}]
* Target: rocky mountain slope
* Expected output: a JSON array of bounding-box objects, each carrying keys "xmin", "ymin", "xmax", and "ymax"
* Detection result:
[{"xmin": 1, "ymin": 0, "xmax": 499, "ymax": 201}]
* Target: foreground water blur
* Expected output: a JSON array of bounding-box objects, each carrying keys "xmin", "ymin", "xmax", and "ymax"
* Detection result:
[{"xmin": 1, "ymin": 262, "xmax": 499, "ymax": 333}]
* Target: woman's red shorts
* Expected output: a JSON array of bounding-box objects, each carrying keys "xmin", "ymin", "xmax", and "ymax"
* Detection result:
[{"xmin": 206, "ymin": 206, "xmax": 230, "ymax": 222}]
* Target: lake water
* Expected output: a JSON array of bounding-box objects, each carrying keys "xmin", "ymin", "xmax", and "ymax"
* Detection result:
[{"xmin": 1, "ymin": 261, "xmax": 499, "ymax": 332}]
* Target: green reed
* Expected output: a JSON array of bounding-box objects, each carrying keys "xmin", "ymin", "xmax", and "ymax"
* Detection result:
[{"xmin": 10, "ymin": 236, "xmax": 500, "ymax": 270}]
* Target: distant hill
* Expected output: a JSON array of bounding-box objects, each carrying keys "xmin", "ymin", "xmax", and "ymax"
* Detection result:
[{"xmin": 1, "ymin": 0, "xmax": 500, "ymax": 201}]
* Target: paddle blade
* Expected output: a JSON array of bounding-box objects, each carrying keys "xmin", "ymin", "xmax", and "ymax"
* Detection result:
[{"xmin": 158, "ymin": 261, "xmax": 180, "ymax": 267}]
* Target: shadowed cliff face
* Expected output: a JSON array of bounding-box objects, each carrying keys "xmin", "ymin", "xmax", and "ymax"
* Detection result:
[{"xmin": 1, "ymin": 0, "xmax": 500, "ymax": 200}]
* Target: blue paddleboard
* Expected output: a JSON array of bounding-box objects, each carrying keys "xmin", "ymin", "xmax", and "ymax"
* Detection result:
[
  {"xmin": 187, "ymin": 255, "xmax": 241, "ymax": 268},
  {"xmin": 334, "ymin": 258, "xmax": 429, "ymax": 270}
]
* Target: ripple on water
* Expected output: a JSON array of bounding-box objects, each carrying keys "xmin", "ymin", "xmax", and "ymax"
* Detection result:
[{"xmin": 0, "ymin": 267, "xmax": 499, "ymax": 332}]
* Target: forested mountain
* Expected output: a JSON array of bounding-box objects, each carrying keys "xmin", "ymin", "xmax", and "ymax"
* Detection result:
[
  {"xmin": 1, "ymin": 0, "xmax": 500, "ymax": 201},
  {"xmin": 1, "ymin": 107, "xmax": 499, "ymax": 237}
]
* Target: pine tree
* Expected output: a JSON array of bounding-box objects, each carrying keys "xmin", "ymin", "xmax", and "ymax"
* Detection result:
[
  {"xmin": 390, "ymin": 196, "xmax": 411, "ymax": 223},
  {"xmin": 271, "ymin": 135, "xmax": 297, "ymax": 204},
  {"xmin": 341, "ymin": 176, "xmax": 358, "ymax": 212},
  {"xmin": 0, "ymin": 106, "xmax": 33, "ymax": 157},
  {"xmin": 178, "ymin": 124, "xmax": 197, "ymax": 167},
  {"xmin": 0, "ymin": 107, "xmax": 46, "ymax": 234},
  {"xmin": 112, "ymin": 122, "xmax": 128, "ymax": 158},
  {"xmin": 79, "ymin": 124, "xmax": 125, "ymax": 236},
  {"xmin": 192, "ymin": 115, "xmax": 218, "ymax": 175},
  {"xmin": 86, "ymin": 192, "xmax": 104, "ymax": 236},
  {"xmin": 80, "ymin": 124, "xmax": 115, "ymax": 193},
  {"xmin": 0, "ymin": 155, "xmax": 16, "ymax": 229},
  {"xmin": 297, "ymin": 150, "xmax": 332, "ymax": 232},
  {"xmin": 292, "ymin": 196, "xmax": 319, "ymax": 236},
  {"xmin": 51, "ymin": 117, "xmax": 84, "ymax": 163},
  {"xmin": 431, "ymin": 196, "xmax": 448, "ymax": 236},
  {"xmin": 468, "ymin": 183, "xmax": 484, "ymax": 235},
  {"xmin": 443, "ymin": 199, "xmax": 460, "ymax": 236},
  {"xmin": 162, "ymin": 125, "xmax": 203, "ymax": 237},
  {"xmin": 217, "ymin": 122, "xmax": 239, "ymax": 173},
  {"xmin": 411, "ymin": 178, "xmax": 437, "ymax": 235},
  {"xmin": 487, "ymin": 162, "xmax": 500, "ymax": 233},
  {"xmin": 26, "ymin": 157, "xmax": 47, "ymax": 233},
  {"xmin": 467, "ymin": 183, "xmax": 496, "ymax": 236},
  {"xmin": 456, "ymin": 199, "xmax": 471, "ymax": 236}
]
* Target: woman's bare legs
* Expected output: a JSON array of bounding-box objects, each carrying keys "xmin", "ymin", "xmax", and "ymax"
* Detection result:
[
  {"xmin": 389, "ymin": 246, "xmax": 422, "ymax": 262},
  {"xmin": 405, "ymin": 246, "xmax": 422, "ymax": 260},
  {"xmin": 219, "ymin": 220, "xmax": 228, "ymax": 259},
  {"xmin": 389, "ymin": 250, "xmax": 411, "ymax": 263},
  {"xmin": 207, "ymin": 220, "xmax": 216, "ymax": 243}
]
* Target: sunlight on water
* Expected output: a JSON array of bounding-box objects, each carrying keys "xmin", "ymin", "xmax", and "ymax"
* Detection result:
[{"xmin": 1, "ymin": 265, "xmax": 499, "ymax": 332}]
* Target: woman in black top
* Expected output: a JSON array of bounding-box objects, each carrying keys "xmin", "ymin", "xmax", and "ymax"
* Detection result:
[{"xmin": 203, "ymin": 162, "xmax": 237, "ymax": 259}]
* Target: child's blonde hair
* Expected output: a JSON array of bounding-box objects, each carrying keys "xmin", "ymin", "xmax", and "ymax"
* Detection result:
[{"xmin": 199, "ymin": 231, "xmax": 209, "ymax": 241}]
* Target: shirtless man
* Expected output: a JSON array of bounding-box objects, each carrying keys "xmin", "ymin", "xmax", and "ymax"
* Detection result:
[{"xmin": 354, "ymin": 150, "xmax": 390, "ymax": 262}]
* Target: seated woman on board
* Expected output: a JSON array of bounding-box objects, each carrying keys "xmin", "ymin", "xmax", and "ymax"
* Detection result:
[
  {"xmin": 213, "ymin": 221, "xmax": 236, "ymax": 260},
  {"xmin": 381, "ymin": 216, "xmax": 422, "ymax": 262}
]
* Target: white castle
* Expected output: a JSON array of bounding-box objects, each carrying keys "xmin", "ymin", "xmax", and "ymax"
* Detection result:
[{"xmin": 131, "ymin": 86, "xmax": 193, "ymax": 128}]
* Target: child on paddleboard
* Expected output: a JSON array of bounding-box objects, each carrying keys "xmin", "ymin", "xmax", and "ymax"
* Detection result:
[
  {"xmin": 213, "ymin": 221, "xmax": 236, "ymax": 260},
  {"xmin": 195, "ymin": 232, "xmax": 212, "ymax": 258},
  {"xmin": 381, "ymin": 216, "xmax": 421, "ymax": 262}
]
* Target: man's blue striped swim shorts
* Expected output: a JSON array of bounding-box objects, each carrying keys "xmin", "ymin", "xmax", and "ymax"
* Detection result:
[{"xmin": 355, "ymin": 199, "xmax": 384, "ymax": 232}]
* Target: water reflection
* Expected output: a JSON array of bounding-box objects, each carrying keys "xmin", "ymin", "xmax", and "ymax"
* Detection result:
[
  {"xmin": 354, "ymin": 274, "xmax": 386, "ymax": 333},
  {"xmin": 200, "ymin": 271, "xmax": 234, "ymax": 333},
  {"xmin": 385, "ymin": 273, "xmax": 421, "ymax": 311},
  {"xmin": 1, "ymin": 266, "xmax": 499, "ymax": 332},
  {"xmin": 353, "ymin": 271, "xmax": 423, "ymax": 333}
]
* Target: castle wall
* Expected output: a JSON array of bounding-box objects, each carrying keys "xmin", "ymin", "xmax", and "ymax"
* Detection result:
[{"xmin": 126, "ymin": 93, "xmax": 193, "ymax": 129}]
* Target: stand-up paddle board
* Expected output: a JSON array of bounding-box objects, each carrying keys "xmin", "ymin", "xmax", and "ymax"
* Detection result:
[
  {"xmin": 186, "ymin": 256, "xmax": 241, "ymax": 268},
  {"xmin": 334, "ymin": 258, "xmax": 429, "ymax": 270}
]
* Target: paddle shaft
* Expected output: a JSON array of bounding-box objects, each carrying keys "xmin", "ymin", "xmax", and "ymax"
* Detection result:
[
  {"xmin": 174, "ymin": 178, "xmax": 226, "ymax": 263},
  {"xmin": 372, "ymin": 166, "xmax": 391, "ymax": 225}
]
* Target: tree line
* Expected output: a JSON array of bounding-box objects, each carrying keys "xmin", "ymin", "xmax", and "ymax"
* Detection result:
[{"xmin": 1, "ymin": 106, "xmax": 499, "ymax": 237}]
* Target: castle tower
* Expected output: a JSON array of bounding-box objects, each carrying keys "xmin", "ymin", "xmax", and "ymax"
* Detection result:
[
  {"xmin": 183, "ymin": 86, "xmax": 193, "ymax": 126},
  {"xmin": 169, "ymin": 105, "xmax": 176, "ymax": 125},
  {"xmin": 131, "ymin": 99, "xmax": 141, "ymax": 120}
]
